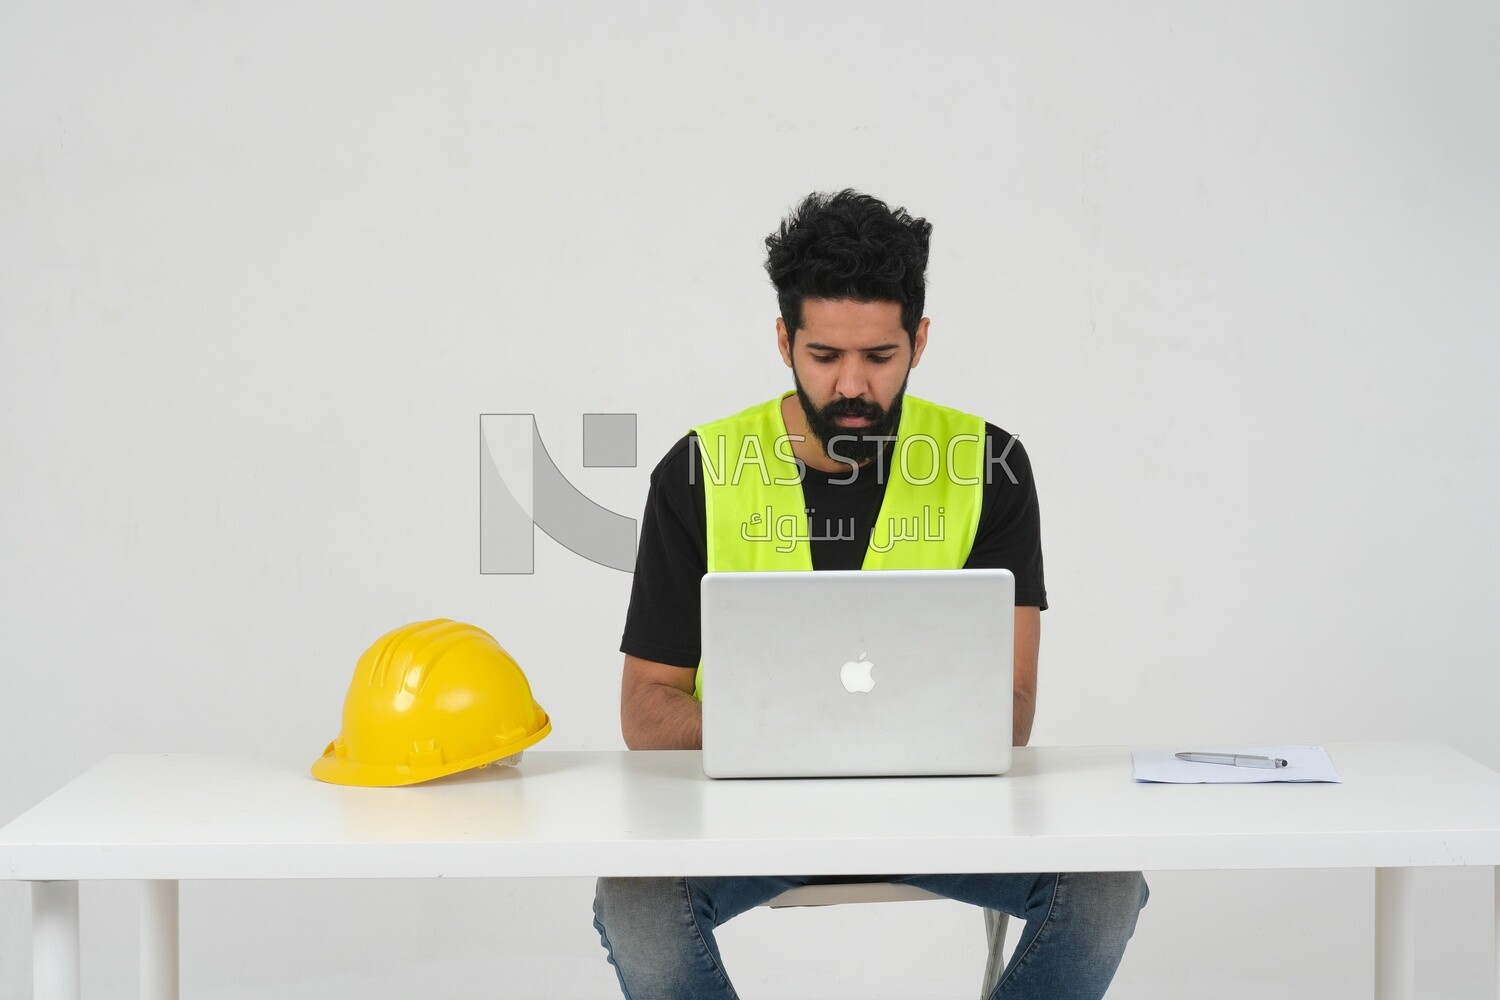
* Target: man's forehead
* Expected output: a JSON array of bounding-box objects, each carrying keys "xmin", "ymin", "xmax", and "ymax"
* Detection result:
[{"xmin": 796, "ymin": 297, "xmax": 907, "ymax": 344}]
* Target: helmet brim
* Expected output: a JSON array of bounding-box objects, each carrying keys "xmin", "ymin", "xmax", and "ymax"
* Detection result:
[{"xmin": 309, "ymin": 714, "xmax": 552, "ymax": 787}]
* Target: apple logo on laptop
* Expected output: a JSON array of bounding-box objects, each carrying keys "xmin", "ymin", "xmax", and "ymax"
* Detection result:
[{"xmin": 840, "ymin": 652, "xmax": 875, "ymax": 693}]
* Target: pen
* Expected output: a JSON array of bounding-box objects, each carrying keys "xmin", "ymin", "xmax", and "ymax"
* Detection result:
[{"xmin": 1175, "ymin": 752, "xmax": 1288, "ymax": 769}]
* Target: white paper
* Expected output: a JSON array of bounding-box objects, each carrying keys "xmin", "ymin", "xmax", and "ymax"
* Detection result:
[{"xmin": 1131, "ymin": 745, "xmax": 1342, "ymax": 783}]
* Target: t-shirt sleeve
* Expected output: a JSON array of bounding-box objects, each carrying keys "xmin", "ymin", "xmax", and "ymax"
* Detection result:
[
  {"xmin": 619, "ymin": 435, "xmax": 706, "ymax": 667},
  {"xmin": 964, "ymin": 426, "xmax": 1048, "ymax": 609}
]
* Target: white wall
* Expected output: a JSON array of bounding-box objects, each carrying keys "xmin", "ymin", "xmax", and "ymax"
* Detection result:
[{"xmin": 3, "ymin": 1, "xmax": 1497, "ymax": 997}]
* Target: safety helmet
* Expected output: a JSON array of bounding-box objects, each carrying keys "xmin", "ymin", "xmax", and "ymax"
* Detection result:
[{"xmin": 312, "ymin": 619, "xmax": 551, "ymax": 786}]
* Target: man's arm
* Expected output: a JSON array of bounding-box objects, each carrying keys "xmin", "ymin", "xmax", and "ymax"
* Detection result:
[
  {"xmin": 1013, "ymin": 606, "xmax": 1040, "ymax": 747},
  {"xmin": 621, "ymin": 654, "xmax": 702, "ymax": 750}
]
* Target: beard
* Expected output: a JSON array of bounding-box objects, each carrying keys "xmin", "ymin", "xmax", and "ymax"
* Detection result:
[{"xmin": 792, "ymin": 368, "xmax": 909, "ymax": 468}]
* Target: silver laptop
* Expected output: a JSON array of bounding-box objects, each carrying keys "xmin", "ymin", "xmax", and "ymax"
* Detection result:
[{"xmin": 700, "ymin": 568, "xmax": 1015, "ymax": 779}]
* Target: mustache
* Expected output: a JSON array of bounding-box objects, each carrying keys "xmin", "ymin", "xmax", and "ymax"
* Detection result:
[{"xmin": 822, "ymin": 398, "xmax": 883, "ymax": 420}]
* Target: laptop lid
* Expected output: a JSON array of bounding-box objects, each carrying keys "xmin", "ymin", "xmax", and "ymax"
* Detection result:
[{"xmin": 700, "ymin": 568, "xmax": 1015, "ymax": 778}]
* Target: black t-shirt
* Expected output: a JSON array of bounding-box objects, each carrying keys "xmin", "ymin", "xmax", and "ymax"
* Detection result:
[{"xmin": 620, "ymin": 423, "xmax": 1047, "ymax": 668}]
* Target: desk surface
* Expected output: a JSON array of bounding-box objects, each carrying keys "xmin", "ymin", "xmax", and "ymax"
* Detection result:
[{"xmin": 3, "ymin": 744, "xmax": 1500, "ymax": 881}]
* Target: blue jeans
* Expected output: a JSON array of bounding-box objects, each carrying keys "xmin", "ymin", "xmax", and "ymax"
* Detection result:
[{"xmin": 594, "ymin": 871, "xmax": 1148, "ymax": 999}]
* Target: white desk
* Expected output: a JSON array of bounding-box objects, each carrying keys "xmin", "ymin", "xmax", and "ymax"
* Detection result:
[{"xmin": 3, "ymin": 743, "xmax": 1499, "ymax": 999}]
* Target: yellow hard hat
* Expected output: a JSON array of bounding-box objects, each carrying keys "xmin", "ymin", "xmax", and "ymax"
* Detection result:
[{"xmin": 311, "ymin": 619, "xmax": 551, "ymax": 787}]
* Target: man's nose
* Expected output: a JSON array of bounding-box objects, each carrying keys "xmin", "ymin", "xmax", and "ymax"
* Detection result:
[{"xmin": 833, "ymin": 358, "xmax": 871, "ymax": 399}]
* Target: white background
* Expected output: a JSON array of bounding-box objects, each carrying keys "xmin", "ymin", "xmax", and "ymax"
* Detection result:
[{"xmin": 2, "ymin": 2, "xmax": 1497, "ymax": 997}]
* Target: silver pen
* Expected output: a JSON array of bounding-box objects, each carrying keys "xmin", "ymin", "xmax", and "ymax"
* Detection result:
[{"xmin": 1175, "ymin": 752, "xmax": 1288, "ymax": 769}]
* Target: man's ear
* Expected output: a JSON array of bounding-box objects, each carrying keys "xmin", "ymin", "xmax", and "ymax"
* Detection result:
[
  {"xmin": 910, "ymin": 316, "xmax": 930, "ymax": 369},
  {"xmin": 776, "ymin": 317, "xmax": 794, "ymax": 368}
]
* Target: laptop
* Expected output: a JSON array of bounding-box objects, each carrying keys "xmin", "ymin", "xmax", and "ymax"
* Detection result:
[{"xmin": 700, "ymin": 568, "xmax": 1015, "ymax": 778}]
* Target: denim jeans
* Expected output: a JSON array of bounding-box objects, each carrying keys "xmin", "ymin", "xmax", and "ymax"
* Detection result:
[{"xmin": 594, "ymin": 871, "xmax": 1148, "ymax": 999}]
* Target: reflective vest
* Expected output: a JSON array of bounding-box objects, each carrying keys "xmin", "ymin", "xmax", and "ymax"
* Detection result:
[{"xmin": 689, "ymin": 392, "xmax": 986, "ymax": 698}]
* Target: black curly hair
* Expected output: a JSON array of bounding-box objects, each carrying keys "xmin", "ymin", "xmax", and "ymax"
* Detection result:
[{"xmin": 764, "ymin": 189, "xmax": 932, "ymax": 348}]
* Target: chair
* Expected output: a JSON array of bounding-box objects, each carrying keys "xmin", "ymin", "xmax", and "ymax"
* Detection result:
[{"xmin": 766, "ymin": 883, "xmax": 1011, "ymax": 999}]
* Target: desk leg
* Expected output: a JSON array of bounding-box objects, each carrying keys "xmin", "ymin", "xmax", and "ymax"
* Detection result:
[
  {"xmin": 31, "ymin": 880, "xmax": 80, "ymax": 1000},
  {"xmin": 1375, "ymin": 868, "xmax": 1415, "ymax": 1000},
  {"xmin": 141, "ymin": 880, "xmax": 180, "ymax": 1000}
]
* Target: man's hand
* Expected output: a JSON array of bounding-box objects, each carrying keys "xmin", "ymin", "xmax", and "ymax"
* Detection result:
[
  {"xmin": 620, "ymin": 654, "xmax": 702, "ymax": 749},
  {"xmin": 1013, "ymin": 606, "xmax": 1040, "ymax": 747}
]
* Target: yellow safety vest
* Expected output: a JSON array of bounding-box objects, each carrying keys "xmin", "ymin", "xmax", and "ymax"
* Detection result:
[{"xmin": 690, "ymin": 392, "xmax": 986, "ymax": 698}]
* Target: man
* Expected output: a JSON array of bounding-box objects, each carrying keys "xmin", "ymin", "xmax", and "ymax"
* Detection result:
[{"xmin": 594, "ymin": 190, "xmax": 1147, "ymax": 999}]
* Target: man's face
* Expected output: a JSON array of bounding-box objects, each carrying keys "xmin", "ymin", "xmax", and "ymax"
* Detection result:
[{"xmin": 777, "ymin": 298, "xmax": 929, "ymax": 465}]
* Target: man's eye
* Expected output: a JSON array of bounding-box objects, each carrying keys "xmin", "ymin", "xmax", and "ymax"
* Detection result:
[
  {"xmin": 811, "ymin": 355, "xmax": 837, "ymax": 364},
  {"xmin": 868, "ymin": 355, "xmax": 894, "ymax": 364}
]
